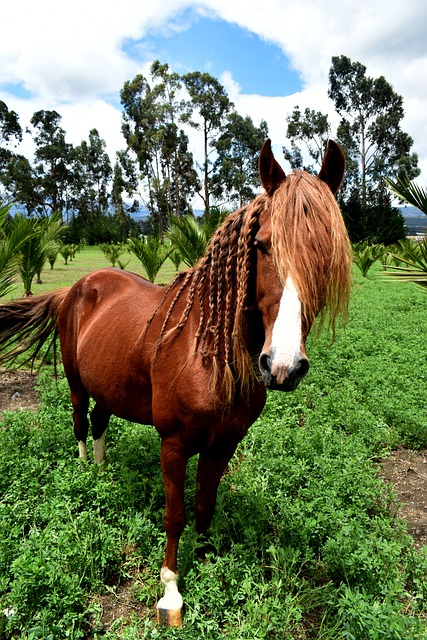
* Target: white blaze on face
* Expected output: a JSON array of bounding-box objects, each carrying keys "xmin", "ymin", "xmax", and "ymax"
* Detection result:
[{"xmin": 270, "ymin": 276, "xmax": 302, "ymax": 384}]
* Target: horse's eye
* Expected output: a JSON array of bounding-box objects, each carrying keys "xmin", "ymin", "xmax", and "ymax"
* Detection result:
[{"xmin": 254, "ymin": 238, "xmax": 269, "ymax": 255}]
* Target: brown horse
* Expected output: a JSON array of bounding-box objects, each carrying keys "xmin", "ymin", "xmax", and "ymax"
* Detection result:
[{"xmin": 0, "ymin": 140, "xmax": 351, "ymax": 625}]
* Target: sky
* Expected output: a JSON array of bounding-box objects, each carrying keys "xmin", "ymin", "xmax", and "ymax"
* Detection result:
[{"xmin": 1, "ymin": 0, "xmax": 427, "ymax": 193}]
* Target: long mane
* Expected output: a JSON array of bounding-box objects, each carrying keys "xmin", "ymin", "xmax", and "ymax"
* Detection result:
[{"xmin": 152, "ymin": 171, "xmax": 351, "ymax": 405}]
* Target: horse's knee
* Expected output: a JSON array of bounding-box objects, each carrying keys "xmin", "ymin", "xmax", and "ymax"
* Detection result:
[{"xmin": 164, "ymin": 510, "xmax": 186, "ymax": 538}]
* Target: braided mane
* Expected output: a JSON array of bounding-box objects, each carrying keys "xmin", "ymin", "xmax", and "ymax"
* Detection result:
[{"xmin": 152, "ymin": 171, "xmax": 351, "ymax": 406}]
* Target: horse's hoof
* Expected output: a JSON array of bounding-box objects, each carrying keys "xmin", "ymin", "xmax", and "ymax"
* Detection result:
[
  {"xmin": 156, "ymin": 605, "xmax": 182, "ymax": 627},
  {"xmin": 196, "ymin": 539, "xmax": 217, "ymax": 562}
]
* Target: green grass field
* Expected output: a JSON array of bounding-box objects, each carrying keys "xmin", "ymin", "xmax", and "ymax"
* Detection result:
[
  {"xmin": 0, "ymin": 258, "xmax": 427, "ymax": 638},
  {"xmin": 3, "ymin": 245, "xmax": 179, "ymax": 300}
]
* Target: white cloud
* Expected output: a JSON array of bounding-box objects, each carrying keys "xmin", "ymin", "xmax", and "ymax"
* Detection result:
[{"xmin": 1, "ymin": 0, "xmax": 427, "ymax": 187}]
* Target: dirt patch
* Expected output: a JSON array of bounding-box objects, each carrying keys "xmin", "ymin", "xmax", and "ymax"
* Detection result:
[
  {"xmin": 88, "ymin": 558, "xmax": 155, "ymax": 636},
  {"xmin": 0, "ymin": 368, "xmax": 39, "ymax": 420},
  {"xmin": 381, "ymin": 448, "xmax": 427, "ymax": 548}
]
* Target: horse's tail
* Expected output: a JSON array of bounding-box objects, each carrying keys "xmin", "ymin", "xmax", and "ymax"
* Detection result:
[{"xmin": 0, "ymin": 288, "xmax": 70, "ymax": 369}]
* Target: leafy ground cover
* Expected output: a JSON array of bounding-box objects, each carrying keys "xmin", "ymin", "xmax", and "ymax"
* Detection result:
[{"xmin": 0, "ymin": 258, "xmax": 426, "ymax": 638}]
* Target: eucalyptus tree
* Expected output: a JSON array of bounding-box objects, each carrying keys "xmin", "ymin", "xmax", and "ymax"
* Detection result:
[
  {"xmin": 213, "ymin": 112, "xmax": 268, "ymax": 208},
  {"xmin": 0, "ymin": 101, "xmax": 22, "ymax": 172},
  {"xmin": 283, "ymin": 106, "xmax": 331, "ymax": 172},
  {"xmin": 182, "ymin": 71, "xmax": 232, "ymax": 215},
  {"xmin": 120, "ymin": 62, "xmax": 197, "ymax": 235},
  {"xmin": 30, "ymin": 110, "xmax": 75, "ymax": 218},
  {"xmin": 72, "ymin": 128, "xmax": 112, "ymax": 222},
  {"xmin": 328, "ymin": 55, "xmax": 419, "ymax": 212},
  {"xmin": 151, "ymin": 61, "xmax": 199, "ymax": 218},
  {"xmin": 0, "ymin": 153, "xmax": 39, "ymax": 214},
  {"xmin": 111, "ymin": 153, "xmax": 140, "ymax": 239}
]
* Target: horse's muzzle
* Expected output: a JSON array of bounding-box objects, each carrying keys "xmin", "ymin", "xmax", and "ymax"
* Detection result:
[{"xmin": 258, "ymin": 353, "xmax": 310, "ymax": 391}]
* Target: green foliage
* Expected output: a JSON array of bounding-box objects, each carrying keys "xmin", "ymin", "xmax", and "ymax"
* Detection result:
[
  {"xmin": 0, "ymin": 202, "xmax": 29, "ymax": 298},
  {"xmin": 166, "ymin": 214, "xmax": 208, "ymax": 268},
  {"xmin": 352, "ymin": 241, "xmax": 384, "ymax": 277},
  {"xmin": 99, "ymin": 243, "xmax": 129, "ymax": 269},
  {"xmin": 387, "ymin": 175, "xmax": 427, "ymax": 215},
  {"xmin": 167, "ymin": 209, "xmax": 228, "ymax": 268},
  {"xmin": 127, "ymin": 235, "xmax": 172, "ymax": 282},
  {"xmin": 0, "ymin": 264, "xmax": 426, "ymax": 638},
  {"xmin": 5, "ymin": 212, "xmax": 64, "ymax": 295},
  {"xmin": 58, "ymin": 243, "xmax": 80, "ymax": 266},
  {"xmin": 383, "ymin": 238, "xmax": 427, "ymax": 289}
]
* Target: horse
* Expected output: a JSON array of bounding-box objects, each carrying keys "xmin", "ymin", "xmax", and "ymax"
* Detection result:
[{"xmin": 0, "ymin": 139, "xmax": 351, "ymax": 626}]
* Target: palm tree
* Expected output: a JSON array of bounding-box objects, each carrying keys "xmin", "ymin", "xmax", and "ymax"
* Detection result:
[
  {"xmin": 127, "ymin": 236, "xmax": 172, "ymax": 283},
  {"xmin": 166, "ymin": 208, "xmax": 229, "ymax": 268},
  {"xmin": 0, "ymin": 203, "xmax": 32, "ymax": 299},
  {"xmin": 383, "ymin": 238, "xmax": 427, "ymax": 290},
  {"xmin": 166, "ymin": 215, "xmax": 208, "ymax": 268},
  {"xmin": 387, "ymin": 177, "xmax": 427, "ymax": 214},
  {"xmin": 386, "ymin": 177, "xmax": 427, "ymax": 289},
  {"xmin": 11, "ymin": 212, "xmax": 64, "ymax": 296}
]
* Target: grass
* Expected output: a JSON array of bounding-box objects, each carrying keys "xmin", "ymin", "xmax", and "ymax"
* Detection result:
[
  {"xmin": 2, "ymin": 245, "xmax": 179, "ymax": 299},
  {"xmin": 0, "ymin": 260, "xmax": 427, "ymax": 638}
]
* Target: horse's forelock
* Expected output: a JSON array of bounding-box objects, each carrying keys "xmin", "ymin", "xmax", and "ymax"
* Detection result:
[{"xmin": 269, "ymin": 171, "xmax": 352, "ymax": 333}]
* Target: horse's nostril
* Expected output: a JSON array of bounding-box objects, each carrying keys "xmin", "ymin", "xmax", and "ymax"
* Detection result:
[
  {"xmin": 294, "ymin": 357, "xmax": 310, "ymax": 377},
  {"xmin": 259, "ymin": 353, "xmax": 272, "ymax": 374}
]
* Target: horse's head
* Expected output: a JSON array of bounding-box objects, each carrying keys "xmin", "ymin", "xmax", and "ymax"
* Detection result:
[{"xmin": 255, "ymin": 139, "xmax": 349, "ymax": 392}]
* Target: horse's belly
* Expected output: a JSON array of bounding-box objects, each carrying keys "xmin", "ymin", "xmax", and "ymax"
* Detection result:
[{"xmin": 76, "ymin": 331, "xmax": 154, "ymax": 425}]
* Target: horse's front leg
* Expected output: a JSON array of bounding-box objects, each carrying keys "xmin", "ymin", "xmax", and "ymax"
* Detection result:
[
  {"xmin": 157, "ymin": 437, "xmax": 188, "ymax": 627},
  {"xmin": 194, "ymin": 439, "xmax": 240, "ymax": 560}
]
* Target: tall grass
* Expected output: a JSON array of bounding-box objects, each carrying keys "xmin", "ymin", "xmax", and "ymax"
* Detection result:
[{"xmin": 0, "ymin": 262, "xmax": 426, "ymax": 638}]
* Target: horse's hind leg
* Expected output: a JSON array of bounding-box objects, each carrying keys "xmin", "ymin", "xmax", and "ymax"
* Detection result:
[
  {"xmin": 90, "ymin": 403, "xmax": 111, "ymax": 464},
  {"xmin": 69, "ymin": 385, "xmax": 90, "ymax": 460}
]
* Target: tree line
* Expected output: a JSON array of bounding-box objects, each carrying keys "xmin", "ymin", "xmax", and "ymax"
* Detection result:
[{"xmin": 0, "ymin": 55, "xmax": 421, "ymax": 245}]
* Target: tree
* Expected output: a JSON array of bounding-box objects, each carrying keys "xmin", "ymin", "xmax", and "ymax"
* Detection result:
[
  {"xmin": 121, "ymin": 65, "xmax": 197, "ymax": 235},
  {"xmin": 283, "ymin": 106, "xmax": 331, "ymax": 171},
  {"xmin": 72, "ymin": 129, "xmax": 112, "ymax": 223},
  {"xmin": 284, "ymin": 56, "xmax": 420, "ymax": 243},
  {"xmin": 0, "ymin": 202, "xmax": 30, "ymax": 298},
  {"xmin": 166, "ymin": 207, "xmax": 228, "ymax": 267},
  {"xmin": 0, "ymin": 101, "xmax": 22, "ymax": 150},
  {"xmin": 30, "ymin": 110, "xmax": 75, "ymax": 217},
  {"xmin": 0, "ymin": 153, "xmax": 39, "ymax": 213},
  {"xmin": 328, "ymin": 55, "xmax": 419, "ymax": 212},
  {"xmin": 213, "ymin": 112, "xmax": 268, "ymax": 208},
  {"xmin": 387, "ymin": 176, "xmax": 427, "ymax": 216},
  {"xmin": 10, "ymin": 212, "xmax": 63, "ymax": 295},
  {"xmin": 385, "ymin": 177, "xmax": 427, "ymax": 287},
  {"xmin": 182, "ymin": 71, "xmax": 232, "ymax": 215},
  {"xmin": 127, "ymin": 235, "xmax": 172, "ymax": 282}
]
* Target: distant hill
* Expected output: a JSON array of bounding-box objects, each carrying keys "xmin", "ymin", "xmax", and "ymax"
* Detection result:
[
  {"xmin": 400, "ymin": 206, "xmax": 427, "ymax": 236},
  {"xmin": 129, "ymin": 205, "xmax": 426, "ymax": 235}
]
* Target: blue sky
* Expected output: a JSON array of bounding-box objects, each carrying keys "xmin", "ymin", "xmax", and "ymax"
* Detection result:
[
  {"xmin": 124, "ymin": 11, "xmax": 302, "ymax": 96},
  {"xmin": 0, "ymin": 0, "xmax": 426, "ymax": 184}
]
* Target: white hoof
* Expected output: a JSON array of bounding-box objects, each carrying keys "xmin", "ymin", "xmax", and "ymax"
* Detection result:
[{"xmin": 156, "ymin": 567, "xmax": 183, "ymax": 627}]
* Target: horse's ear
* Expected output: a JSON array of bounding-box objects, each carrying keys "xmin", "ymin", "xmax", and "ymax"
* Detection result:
[
  {"xmin": 259, "ymin": 139, "xmax": 286, "ymax": 197},
  {"xmin": 318, "ymin": 140, "xmax": 345, "ymax": 194}
]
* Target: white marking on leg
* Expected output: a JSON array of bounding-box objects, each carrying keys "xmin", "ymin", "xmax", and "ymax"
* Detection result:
[
  {"xmin": 270, "ymin": 276, "xmax": 302, "ymax": 384},
  {"xmin": 157, "ymin": 566, "xmax": 183, "ymax": 613},
  {"xmin": 78, "ymin": 441, "xmax": 87, "ymax": 460},
  {"xmin": 93, "ymin": 432, "xmax": 106, "ymax": 464}
]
